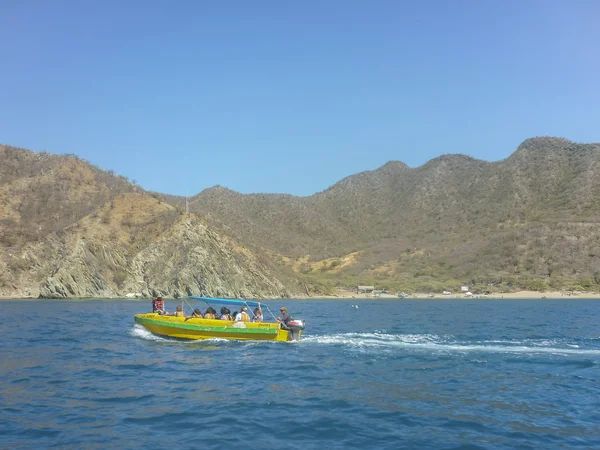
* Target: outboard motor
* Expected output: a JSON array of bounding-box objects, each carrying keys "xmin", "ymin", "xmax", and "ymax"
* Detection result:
[{"xmin": 287, "ymin": 319, "xmax": 306, "ymax": 341}]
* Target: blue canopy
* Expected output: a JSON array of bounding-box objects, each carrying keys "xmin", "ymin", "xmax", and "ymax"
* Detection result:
[{"xmin": 186, "ymin": 296, "xmax": 264, "ymax": 308}]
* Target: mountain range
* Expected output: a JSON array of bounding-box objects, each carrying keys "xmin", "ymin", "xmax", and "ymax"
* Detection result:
[{"xmin": 2, "ymin": 137, "xmax": 600, "ymax": 298}]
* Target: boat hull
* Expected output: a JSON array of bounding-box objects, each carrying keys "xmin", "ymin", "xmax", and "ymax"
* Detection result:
[{"xmin": 134, "ymin": 313, "xmax": 296, "ymax": 341}]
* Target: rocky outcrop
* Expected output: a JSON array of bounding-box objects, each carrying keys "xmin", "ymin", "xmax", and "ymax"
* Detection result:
[
  {"xmin": 125, "ymin": 218, "xmax": 287, "ymax": 299},
  {"xmin": 38, "ymin": 214, "xmax": 289, "ymax": 299},
  {"xmin": 40, "ymin": 239, "xmax": 124, "ymax": 298}
]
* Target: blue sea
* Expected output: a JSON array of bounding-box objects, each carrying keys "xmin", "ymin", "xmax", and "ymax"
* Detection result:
[{"xmin": 1, "ymin": 299, "xmax": 599, "ymax": 449}]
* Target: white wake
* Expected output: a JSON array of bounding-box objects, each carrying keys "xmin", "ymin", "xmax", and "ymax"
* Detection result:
[
  {"xmin": 130, "ymin": 324, "xmax": 168, "ymax": 341},
  {"xmin": 301, "ymin": 333, "xmax": 600, "ymax": 356}
]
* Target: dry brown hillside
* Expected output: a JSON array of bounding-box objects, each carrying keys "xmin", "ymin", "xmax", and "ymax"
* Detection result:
[
  {"xmin": 0, "ymin": 145, "xmax": 135, "ymax": 249},
  {"xmin": 3, "ymin": 137, "xmax": 600, "ymax": 297},
  {"xmin": 174, "ymin": 137, "xmax": 600, "ymax": 293},
  {"xmin": 0, "ymin": 145, "xmax": 290, "ymax": 298}
]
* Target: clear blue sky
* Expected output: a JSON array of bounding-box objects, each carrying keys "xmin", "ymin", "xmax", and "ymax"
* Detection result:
[{"xmin": 1, "ymin": 1, "xmax": 599, "ymax": 196}]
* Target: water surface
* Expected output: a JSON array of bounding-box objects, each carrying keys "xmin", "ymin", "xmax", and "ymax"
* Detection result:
[{"xmin": 1, "ymin": 299, "xmax": 599, "ymax": 449}]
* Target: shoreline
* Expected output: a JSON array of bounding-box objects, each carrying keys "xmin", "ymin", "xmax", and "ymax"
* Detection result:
[
  {"xmin": 305, "ymin": 289, "xmax": 600, "ymax": 300},
  {"xmin": 3, "ymin": 290, "xmax": 600, "ymax": 300}
]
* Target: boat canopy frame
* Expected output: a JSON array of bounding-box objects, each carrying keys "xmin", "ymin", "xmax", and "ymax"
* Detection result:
[{"xmin": 184, "ymin": 296, "xmax": 278, "ymax": 322}]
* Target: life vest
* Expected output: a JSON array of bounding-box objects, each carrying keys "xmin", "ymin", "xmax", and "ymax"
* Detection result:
[
  {"xmin": 152, "ymin": 299, "xmax": 164, "ymax": 312},
  {"xmin": 204, "ymin": 313, "xmax": 215, "ymax": 320},
  {"xmin": 240, "ymin": 312, "xmax": 250, "ymax": 322},
  {"xmin": 175, "ymin": 310, "xmax": 185, "ymax": 317}
]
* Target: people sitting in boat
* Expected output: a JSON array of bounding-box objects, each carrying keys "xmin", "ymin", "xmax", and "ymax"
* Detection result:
[
  {"xmin": 203, "ymin": 307, "xmax": 216, "ymax": 320},
  {"xmin": 220, "ymin": 307, "xmax": 232, "ymax": 321},
  {"xmin": 152, "ymin": 297, "xmax": 166, "ymax": 314},
  {"xmin": 253, "ymin": 307, "xmax": 263, "ymax": 322},
  {"xmin": 174, "ymin": 305, "xmax": 186, "ymax": 317},
  {"xmin": 277, "ymin": 306, "xmax": 291, "ymax": 330},
  {"xmin": 235, "ymin": 306, "xmax": 250, "ymax": 322},
  {"xmin": 191, "ymin": 309, "xmax": 203, "ymax": 318}
]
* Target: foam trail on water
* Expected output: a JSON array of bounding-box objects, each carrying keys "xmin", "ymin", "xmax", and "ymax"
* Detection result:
[
  {"xmin": 301, "ymin": 333, "xmax": 600, "ymax": 356},
  {"xmin": 130, "ymin": 325, "xmax": 248, "ymax": 346},
  {"xmin": 130, "ymin": 324, "xmax": 168, "ymax": 341}
]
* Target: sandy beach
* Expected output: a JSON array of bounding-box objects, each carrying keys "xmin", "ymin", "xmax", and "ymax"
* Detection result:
[{"xmin": 317, "ymin": 289, "xmax": 600, "ymax": 300}]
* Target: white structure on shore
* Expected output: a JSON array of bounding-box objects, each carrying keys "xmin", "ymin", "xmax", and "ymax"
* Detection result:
[{"xmin": 357, "ymin": 285, "xmax": 375, "ymax": 294}]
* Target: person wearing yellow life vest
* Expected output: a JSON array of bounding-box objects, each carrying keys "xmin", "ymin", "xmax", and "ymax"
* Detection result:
[
  {"xmin": 174, "ymin": 305, "xmax": 186, "ymax": 317},
  {"xmin": 204, "ymin": 307, "xmax": 216, "ymax": 320},
  {"xmin": 235, "ymin": 306, "xmax": 250, "ymax": 322}
]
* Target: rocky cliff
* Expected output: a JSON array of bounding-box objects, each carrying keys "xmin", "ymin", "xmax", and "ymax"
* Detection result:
[{"xmin": 38, "ymin": 210, "xmax": 289, "ymax": 299}]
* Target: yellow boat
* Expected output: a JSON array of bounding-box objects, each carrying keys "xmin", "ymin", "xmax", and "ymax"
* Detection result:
[{"xmin": 134, "ymin": 296, "xmax": 305, "ymax": 342}]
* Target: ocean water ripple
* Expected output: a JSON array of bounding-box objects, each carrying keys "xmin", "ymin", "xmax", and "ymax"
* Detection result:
[{"xmin": 1, "ymin": 298, "xmax": 600, "ymax": 449}]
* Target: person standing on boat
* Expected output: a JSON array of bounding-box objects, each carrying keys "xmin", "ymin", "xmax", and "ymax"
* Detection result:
[
  {"xmin": 235, "ymin": 306, "xmax": 250, "ymax": 322},
  {"xmin": 277, "ymin": 307, "xmax": 292, "ymax": 330},
  {"xmin": 152, "ymin": 297, "xmax": 166, "ymax": 315}
]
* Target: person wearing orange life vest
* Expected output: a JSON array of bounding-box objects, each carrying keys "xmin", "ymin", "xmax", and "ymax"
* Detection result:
[
  {"xmin": 152, "ymin": 297, "xmax": 166, "ymax": 314},
  {"xmin": 235, "ymin": 306, "xmax": 250, "ymax": 322}
]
